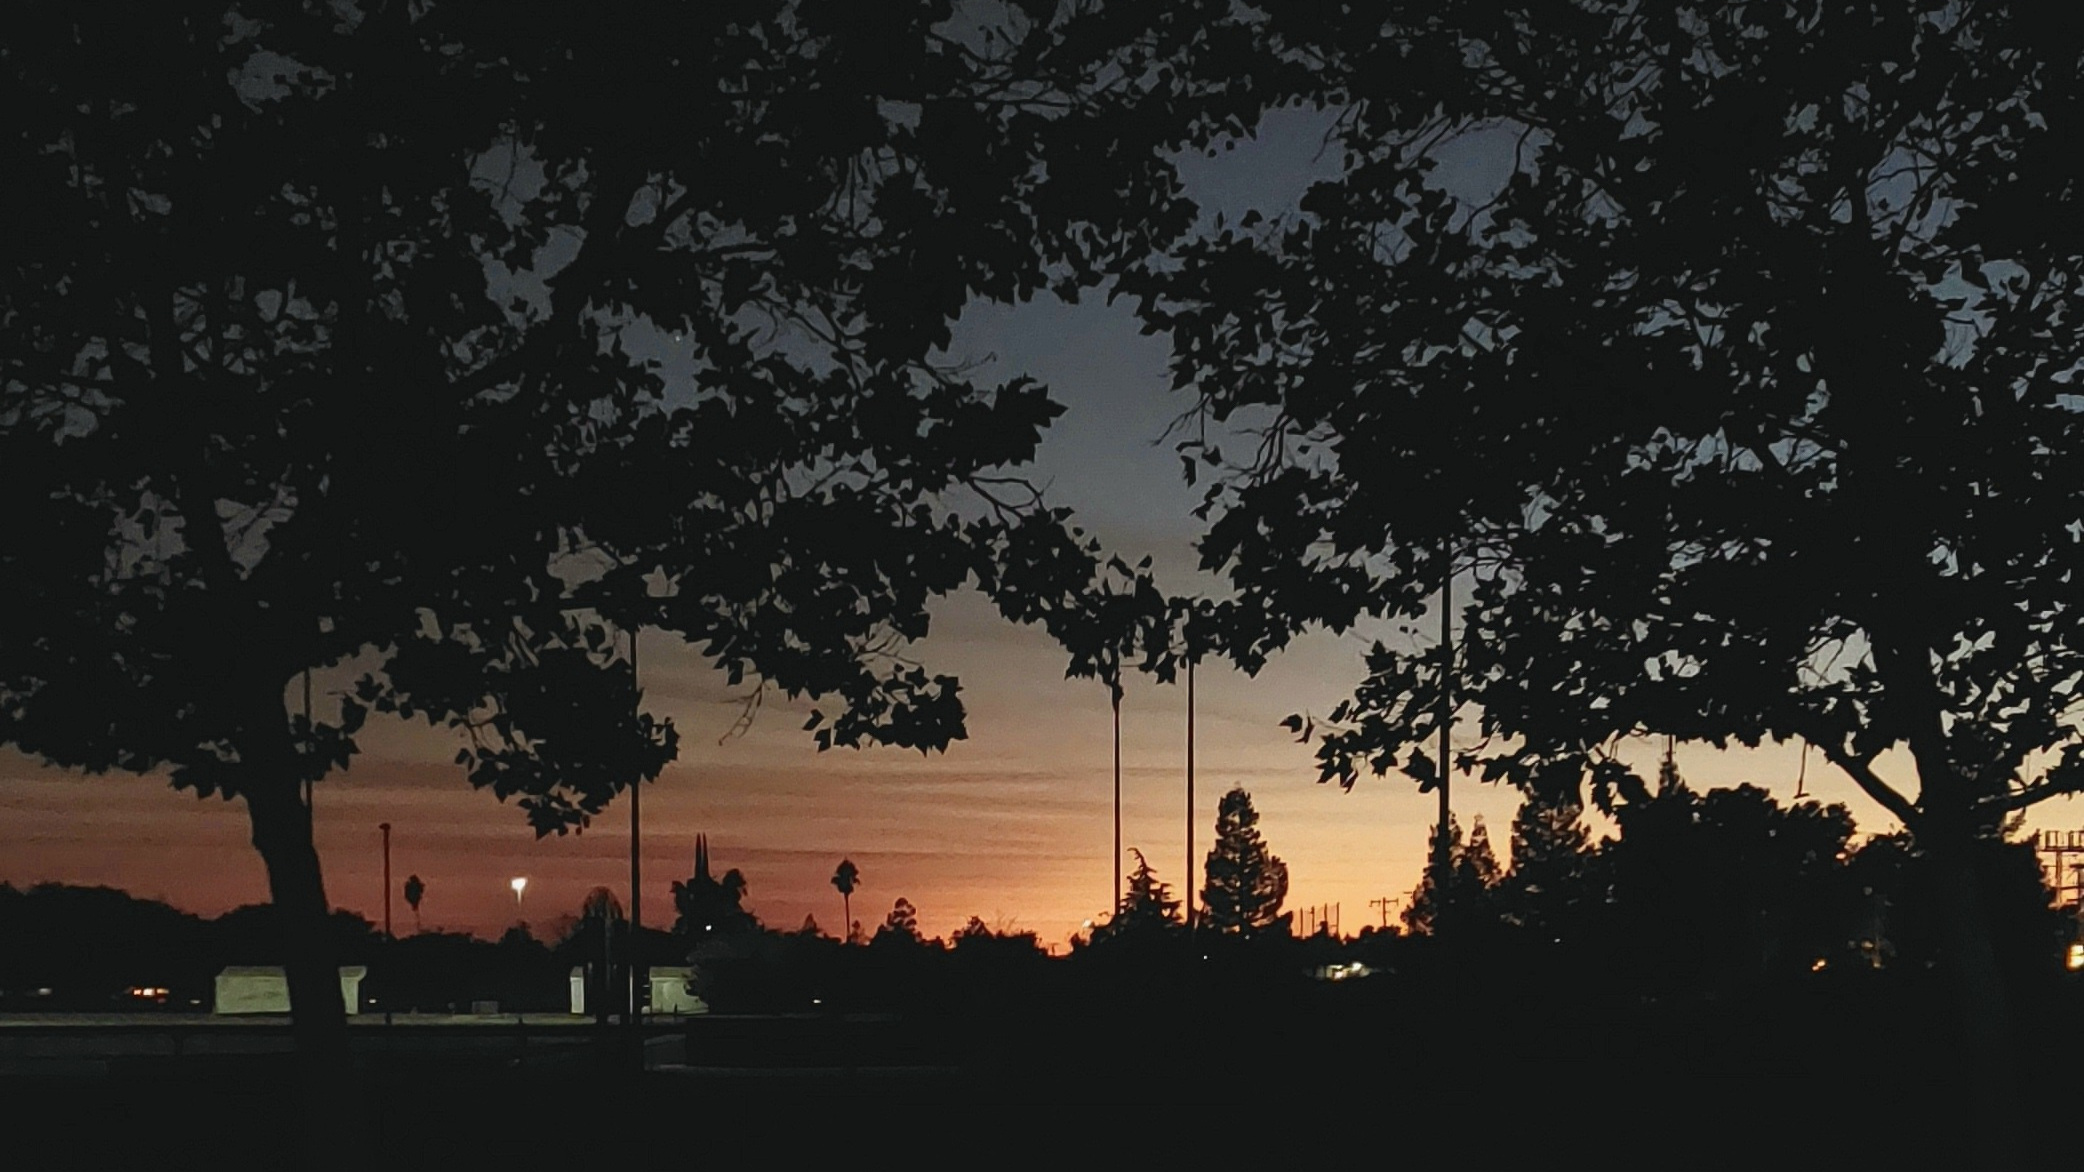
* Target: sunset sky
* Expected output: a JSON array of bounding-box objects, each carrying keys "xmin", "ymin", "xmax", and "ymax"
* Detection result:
[{"xmin": 3, "ymin": 107, "xmax": 2075, "ymax": 950}]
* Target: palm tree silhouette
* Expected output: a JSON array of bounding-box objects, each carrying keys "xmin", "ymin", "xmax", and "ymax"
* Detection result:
[{"xmin": 831, "ymin": 859, "xmax": 860, "ymax": 943}]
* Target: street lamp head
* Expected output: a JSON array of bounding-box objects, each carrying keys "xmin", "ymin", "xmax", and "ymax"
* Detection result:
[{"xmin": 510, "ymin": 876, "xmax": 528, "ymax": 904}]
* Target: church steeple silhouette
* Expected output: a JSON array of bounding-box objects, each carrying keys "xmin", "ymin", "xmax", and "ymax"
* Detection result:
[{"xmin": 672, "ymin": 833, "xmax": 752, "ymax": 936}]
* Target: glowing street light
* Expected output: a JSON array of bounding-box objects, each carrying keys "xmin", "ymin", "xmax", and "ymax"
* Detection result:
[{"xmin": 510, "ymin": 876, "xmax": 528, "ymax": 908}]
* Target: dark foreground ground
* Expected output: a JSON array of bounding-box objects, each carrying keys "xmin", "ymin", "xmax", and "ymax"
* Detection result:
[{"xmin": 7, "ymin": 973, "xmax": 2079, "ymax": 1169}]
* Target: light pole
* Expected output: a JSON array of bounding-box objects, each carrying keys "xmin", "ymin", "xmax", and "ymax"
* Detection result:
[
  {"xmin": 1433, "ymin": 538, "xmax": 1455, "ymax": 915},
  {"xmin": 379, "ymin": 822, "xmax": 392, "ymax": 941},
  {"xmin": 1185, "ymin": 642, "xmax": 1197, "ymax": 934},
  {"xmin": 628, "ymin": 626, "xmax": 642, "ymax": 1026},
  {"xmin": 1112, "ymin": 679, "xmax": 1123, "ymax": 919}
]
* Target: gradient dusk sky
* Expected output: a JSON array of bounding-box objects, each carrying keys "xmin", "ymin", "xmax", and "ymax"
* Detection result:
[{"xmin": 2, "ymin": 107, "xmax": 2067, "ymax": 949}]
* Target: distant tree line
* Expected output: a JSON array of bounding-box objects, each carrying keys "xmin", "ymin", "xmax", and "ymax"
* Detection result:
[
  {"xmin": 7, "ymin": 781, "xmax": 2066, "ymax": 1021},
  {"xmin": 1390, "ymin": 774, "xmax": 2069, "ymax": 1006}
]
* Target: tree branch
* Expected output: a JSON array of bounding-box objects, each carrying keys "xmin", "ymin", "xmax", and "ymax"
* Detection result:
[
  {"xmin": 1979, "ymin": 771, "xmax": 2084, "ymax": 815},
  {"xmin": 1812, "ymin": 736, "xmax": 1922, "ymax": 829}
]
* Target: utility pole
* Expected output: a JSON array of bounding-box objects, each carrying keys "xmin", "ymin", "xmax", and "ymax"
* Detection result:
[
  {"xmin": 377, "ymin": 822, "xmax": 393, "ymax": 1026},
  {"xmin": 629, "ymin": 627, "xmax": 642, "ymax": 1028},
  {"xmin": 1434, "ymin": 538, "xmax": 1454, "ymax": 912},
  {"xmin": 1185, "ymin": 649, "xmax": 1196, "ymax": 933},
  {"xmin": 1370, "ymin": 896, "xmax": 1399, "ymax": 930},
  {"xmin": 1113, "ymin": 678, "xmax": 1123, "ymax": 918},
  {"xmin": 378, "ymin": 822, "xmax": 392, "ymax": 940}
]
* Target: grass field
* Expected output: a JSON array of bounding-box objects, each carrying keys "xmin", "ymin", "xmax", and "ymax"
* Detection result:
[{"xmin": 5, "ymin": 979, "xmax": 2078, "ymax": 1168}]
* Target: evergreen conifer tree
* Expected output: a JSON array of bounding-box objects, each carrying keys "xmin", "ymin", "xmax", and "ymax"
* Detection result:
[
  {"xmin": 1199, "ymin": 787, "xmax": 1290, "ymax": 936},
  {"xmin": 1504, "ymin": 793, "xmax": 1595, "ymax": 935},
  {"xmin": 1510, "ymin": 796, "xmax": 1592, "ymax": 876},
  {"xmin": 1460, "ymin": 817, "xmax": 1503, "ymax": 890},
  {"xmin": 1403, "ymin": 815, "xmax": 1505, "ymax": 935},
  {"xmin": 1097, "ymin": 849, "xmax": 1182, "ymax": 940}
]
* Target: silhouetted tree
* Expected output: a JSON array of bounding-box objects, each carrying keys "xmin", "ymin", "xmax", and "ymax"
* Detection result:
[
  {"xmin": 0, "ymin": 884, "xmax": 209, "ymax": 1008},
  {"xmin": 402, "ymin": 876, "xmax": 425, "ymax": 935},
  {"xmin": 1501, "ymin": 781, "xmax": 1597, "ymax": 936},
  {"xmin": 1135, "ymin": 0, "xmax": 2084, "ymax": 1116},
  {"xmin": 1199, "ymin": 787, "xmax": 1289, "ymax": 937},
  {"xmin": 797, "ymin": 915, "xmax": 823, "ymax": 939},
  {"xmin": 1095, "ymin": 849, "xmax": 1182, "ymax": 942},
  {"xmin": 1845, "ymin": 828, "xmax": 2063, "ymax": 991},
  {"xmin": 874, "ymin": 897, "xmax": 925, "ymax": 947},
  {"xmin": 1601, "ymin": 785, "xmax": 1855, "ymax": 991},
  {"xmin": 1464, "ymin": 818, "xmax": 1503, "ymax": 888},
  {"xmin": 831, "ymin": 861, "xmax": 860, "ymax": 944},
  {"xmin": 569, "ymin": 888, "xmax": 627, "ymax": 1026},
  {"xmin": 0, "ymin": 0, "xmax": 1243, "ymax": 1066},
  {"xmin": 1509, "ymin": 795, "xmax": 1591, "ymax": 880},
  {"xmin": 1404, "ymin": 815, "xmax": 1503, "ymax": 936}
]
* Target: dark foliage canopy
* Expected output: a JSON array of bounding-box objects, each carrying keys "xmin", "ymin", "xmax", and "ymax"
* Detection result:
[
  {"xmin": 0, "ymin": 0, "xmax": 1257, "ymax": 836},
  {"xmin": 1601, "ymin": 783, "xmax": 1857, "ymax": 988},
  {"xmin": 1134, "ymin": 0, "xmax": 2084, "ymax": 844}
]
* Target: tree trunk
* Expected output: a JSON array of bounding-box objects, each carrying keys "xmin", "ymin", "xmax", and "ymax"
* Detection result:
[
  {"xmin": 1926, "ymin": 830, "xmax": 2024, "ymax": 1147},
  {"xmin": 1879, "ymin": 625, "xmax": 2026, "ymax": 1147},
  {"xmin": 248, "ymin": 776, "xmax": 349, "ymax": 1048},
  {"xmin": 246, "ymin": 774, "xmax": 356, "ymax": 1168}
]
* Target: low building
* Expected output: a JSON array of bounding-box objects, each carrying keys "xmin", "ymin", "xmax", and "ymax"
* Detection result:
[
  {"xmin": 648, "ymin": 966, "xmax": 706, "ymax": 1015},
  {"xmin": 567, "ymin": 965, "xmax": 708, "ymax": 1016},
  {"xmin": 212, "ymin": 966, "xmax": 367, "ymax": 1015}
]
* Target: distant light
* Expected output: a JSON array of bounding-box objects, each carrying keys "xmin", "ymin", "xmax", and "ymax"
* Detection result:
[
  {"xmin": 510, "ymin": 877, "xmax": 528, "ymax": 904},
  {"xmin": 1811, "ymin": 958, "xmax": 1828, "ymax": 972},
  {"xmin": 811, "ymin": 998, "xmax": 822, "ymax": 1006},
  {"xmin": 2068, "ymin": 943, "xmax": 2084, "ymax": 972}
]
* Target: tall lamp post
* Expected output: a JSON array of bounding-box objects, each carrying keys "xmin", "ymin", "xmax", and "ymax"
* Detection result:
[
  {"xmin": 628, "ymin": 627, "xmax": 643, "ymax": 1026},
  {"xmin": 1433, "ymin": 540, "xmax": 1455, "ymax": 915},
  {"xmin": 1185, "ymin": 648, "xmax": 1196, "ymax": 933},
  {"xmin": 378, "ymin": 822, "xmax": 392, "ymax": 941},
  {"xmin": 1112, "ymin": 678, "xmax": 1123, "ymax": 919}
]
